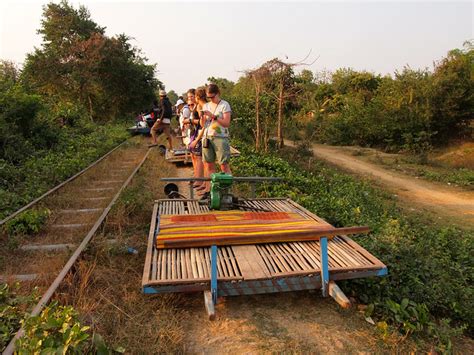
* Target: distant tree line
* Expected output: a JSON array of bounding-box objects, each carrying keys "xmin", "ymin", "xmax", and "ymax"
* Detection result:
[
  {"xmin": 0, "ymin": 0, "xmax": 160, "ymax": 216},
  {"xmin": 0, "ymin": 0, "xmax": 160, "ymax": 163},
  {"xmin": 215, "ymin": 41, "xmax": 473, "ymax": 154}
]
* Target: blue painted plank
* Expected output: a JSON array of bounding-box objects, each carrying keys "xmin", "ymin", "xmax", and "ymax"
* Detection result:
[
  {"xmin": 320, "ymin": 237, "xmax": 329, "ymax": 297},
  {"xmin": 211, "ymin": 245, "xmax": 218, "ymax": 304}
]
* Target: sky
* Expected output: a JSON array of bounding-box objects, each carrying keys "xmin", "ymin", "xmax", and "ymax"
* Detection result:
[{"xmin": 0, "ymin": 0, "xmax": 472, "ymax": 94}]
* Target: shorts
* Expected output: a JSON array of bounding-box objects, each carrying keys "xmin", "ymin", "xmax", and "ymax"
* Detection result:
[
  {"xmin": 190, "ymin": 140, "xmax": 202, "ymax": 156},
  {"xmin": 151, "ymin": 120, "xmax": 170, "ymax": 135},
  {"xmin": 202, "ymin": 136, "xmax": 230, "ymax": 165}
]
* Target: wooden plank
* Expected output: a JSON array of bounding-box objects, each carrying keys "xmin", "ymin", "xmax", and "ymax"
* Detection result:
[
  {"xmin": 232, "ymin": 245, "xmax": 271, "ymax": 279},
  {"xmin": 266, "ymin": 244, "xmax": 291, "ymax": 273},
  {"xmin": 218, "ymin": 248, "xmax": 229, "ymax": 277},
  {"xmin": 157, "ymin": 226, "xmax": 370, "ymax": 249},
  {"xmin": 190, "ymin": 249, "xmax": 199, "ymax": 278},
  {"xmin": 225, "ymin": 247, "xmax": 240, "ymax": 277},
  {"xmin": 203, "ymin": 291, "xmax": 216, "ymax": 321},
  {"xmin": 142, "ymin": 203, "xmax": 158, "ymax": 284},
  {"xmin": 293, "ymin": 242, "xmax": 320, "ymax": 269},
  {"xmin": 338, "ymin": 236, "xmax": 384, "ymax": 266},
  {"xmin": 171, "ymin": 249, "xmax": 176, "ymax": 280},
  {"xmin": 200, "ymin": 248, "xmax": 209, "ymax": 278},
  {"xmin": 275, "ymin": 243, "xmax": 300, "ymax": 271},
  {"xmin": 257, "ymin": 245, "xmax": 281, "ymax": 274},
  {"xmin": 328, "ymin": 281, "xmax": 351, "ymax": 309},
  {"xmin": 280, "ymin": 243, "xmax": 312, "ymax": 270}
]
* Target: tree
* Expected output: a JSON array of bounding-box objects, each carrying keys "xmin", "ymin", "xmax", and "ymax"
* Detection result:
[
  {"xmin": 166, "ymin": 90, "xmax": 179, "ymax": 105},
  {"xmin": 22, "ymin": 0, "xmax": 159, "ymax": 122}
]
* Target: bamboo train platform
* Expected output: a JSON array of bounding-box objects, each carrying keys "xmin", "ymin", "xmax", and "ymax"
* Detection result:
[
  {"xmin": 142, "ymin": 198, "xmax": 387, "ymax": 319},
  {"xmin": 164, "ymin": 145, "xmax": 240, "ymax": 164}
]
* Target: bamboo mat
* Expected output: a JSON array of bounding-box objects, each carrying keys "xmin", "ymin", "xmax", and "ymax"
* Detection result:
[{"xmin": 143, "ymin": 199, "xmax": 385, "ymax": 286}]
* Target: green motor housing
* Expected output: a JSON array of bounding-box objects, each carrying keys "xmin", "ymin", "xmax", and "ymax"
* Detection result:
[{"xmin": 210, "ymin": 173, "xmax": 234, "ymax": 210}]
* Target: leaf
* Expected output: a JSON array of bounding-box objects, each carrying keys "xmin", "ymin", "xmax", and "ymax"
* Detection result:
[{"xmin": 365, "ymin": 316, "xmax": 375, "ymax": 325}]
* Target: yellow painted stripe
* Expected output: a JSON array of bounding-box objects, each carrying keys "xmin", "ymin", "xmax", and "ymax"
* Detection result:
[
  {"xmin": 160, "ymin": 221, "xmax": 313, "ymax": 233},
  {"xmin": 158, "ymin": 228, "xmax": 329, "ymax": 239}
]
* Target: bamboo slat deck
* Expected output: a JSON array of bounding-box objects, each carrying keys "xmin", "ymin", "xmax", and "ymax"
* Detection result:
[
  {"xmin": 142, "ymin": 198, "xmax": 387, "ymax": 295},
  {"xmin": 165, "ymin": 146, "xmax": 240, "ymax": 164}
]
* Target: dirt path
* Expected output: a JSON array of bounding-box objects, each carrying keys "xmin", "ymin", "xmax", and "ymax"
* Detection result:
[{"xmin": 290, "ymin": 142, "xmax": 474, "ymax": 226}]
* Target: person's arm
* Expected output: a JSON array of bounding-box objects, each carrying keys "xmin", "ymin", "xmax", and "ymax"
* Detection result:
[{"xmin": 219, "ymin": 111, "xmax": 231, "ymax": 128}]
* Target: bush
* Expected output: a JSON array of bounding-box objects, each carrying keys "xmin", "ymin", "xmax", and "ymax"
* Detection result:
[
  {"xmin": 230, "ymin": 143, "xmax": 474, "ymax": 345},
  {"xmin": 16, "ymin": 302, "xmax": 90, "ymax": 354},
  {"xmin": 0, "ymin": 283, "xmax": 38, "ymax": 351},
  {"xmin": 3, "ymin": 208, "xmax": 50, "ymax": 236}
]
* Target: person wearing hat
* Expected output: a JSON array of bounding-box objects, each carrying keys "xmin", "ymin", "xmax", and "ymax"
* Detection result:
[{"xmin": 150, "ymin": 89, "xmax": 173, "ymax": 150}]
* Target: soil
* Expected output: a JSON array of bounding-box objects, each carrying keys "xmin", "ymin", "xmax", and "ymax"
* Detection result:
[{"xmin": 290, "ymin": 142, "xmax": 474, "ymax": 227}]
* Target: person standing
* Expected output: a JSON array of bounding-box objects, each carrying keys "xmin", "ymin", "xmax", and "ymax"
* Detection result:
[
  {"xmin": 200, "ymin": 84, "xmax": 232, "ymax": 198},
  {"xmin": 150, "ymin": 90, "xmax": 173, "ymax": 150},
  {"xmin": 187, "ymin": 88, "xmax": 205, "ymax": 190},
  {"xmin": 176, "ymin": 98, "xmax": 191, "ymax": 146}
]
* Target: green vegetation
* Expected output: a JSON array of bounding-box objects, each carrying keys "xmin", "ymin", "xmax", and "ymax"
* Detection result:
[
  {"xmin": 214, "ymin": 41, "xmax": 472, "ymax": 158},
  {"xmin": 0, "ymin": 284, "xmax": 38, "ymax": 350},
  {"xmin": 3, "ymin": 208, "xmax": 51, "ymax": 236},
  {"xmin": 16, "ymin": 302, "xmax": 91, "ymax": 354},
  {"xmin": 1, "ymin": 0, "xmax": 159, "ymax": 220},
  {"xmin": 1, "ymin": 284, "xmax": 120, "ymax": 353},
  {"xmin": 230, "ymin": 143, "xmax": 473, "ymax": 348}
]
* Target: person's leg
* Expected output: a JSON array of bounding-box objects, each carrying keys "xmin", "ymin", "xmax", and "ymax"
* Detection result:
[
  {"xmin": 163, "ymin": 124, "xmax": 173, "ymax": 150},
  {"xmin": 202, "ymin": 138, "xmax": 217, "ymax": 193},
  {"xmin": 150, "ymin": 120, "xmax": 160, "ymax": 144},
  {"xmin": 214, "ymin": 137, "xmax": 232, "ymax": 174},
  {"xmin": 196, "ymin": 156, "xmax": 204, "ymax": 178},
  {"xmin": 220, "ymin": 163, "xmax": 231, "ymax": 174}
]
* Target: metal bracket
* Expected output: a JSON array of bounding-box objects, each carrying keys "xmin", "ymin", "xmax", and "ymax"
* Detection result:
[{"xmin": 320, "ymin": 237, "xmax": 329, "ymax": 297}]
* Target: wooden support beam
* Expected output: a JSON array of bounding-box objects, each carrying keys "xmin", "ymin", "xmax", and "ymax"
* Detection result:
[
  {"xmin": 157, "ymin": 226, "xmax": 370, "ymax": 249},
  {"xmin": 59, "ymin": 208, "xmax": 101, "ymax": 214},
  {"xmin": 328, "ymin": 281, "xmax": 351, "ymax": 309},
  {"xmin": 84, "ymin": 187, "xmax": 114, "ymax": 192},
  {"xmin": 80, "ymin": 197, "xmax": 108, "ymax": 201},
  {"xmin": 21, "ymin": 243, "xmax": 76, "ymax": 252},
  {"xmin": 0, "ymin": 274, "xmax": 39, "ymax": 282},
  {"xmin": 203, "ymin": 291, "xmax": 216, "ymax": 321},
  {"xmin": 51, "ymin": 223, "xmax": 90, "ymax": 229}
]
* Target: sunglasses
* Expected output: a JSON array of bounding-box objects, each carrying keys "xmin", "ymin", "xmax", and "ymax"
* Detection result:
[{"xmin": 206, "ymin": 94, "xmax": 216, "ymax": 99}]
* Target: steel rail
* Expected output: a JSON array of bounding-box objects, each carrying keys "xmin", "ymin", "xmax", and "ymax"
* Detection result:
[
  {"xmin": 0, "ymin": 139, "xmax": 128, "ymax": 226},
  {"xmin": 2, "ymin": 147, "xmax": 152, "ymax": 355}
]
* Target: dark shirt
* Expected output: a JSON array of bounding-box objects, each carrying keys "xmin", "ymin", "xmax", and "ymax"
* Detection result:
[{"xmin": 160, "ymin": 97, "xmax": 173, "ymax": 119}]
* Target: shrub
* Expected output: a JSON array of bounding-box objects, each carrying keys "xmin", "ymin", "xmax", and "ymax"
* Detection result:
[
  {"xmin": 230, "ymin": 143, "xmax": 474, "ymax": 346},
  {"xmin": 16, "ymin": 302, "xmax": 91, "ymax": 354},
  {"xmin": 4, "ymin": 208, "xmax": 50, "ymax": 236}
]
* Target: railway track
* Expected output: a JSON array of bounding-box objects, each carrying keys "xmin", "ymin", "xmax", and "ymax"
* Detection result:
[{"xmin": 1, "ymin": 137, "xmax": 152, "ymax": 354}]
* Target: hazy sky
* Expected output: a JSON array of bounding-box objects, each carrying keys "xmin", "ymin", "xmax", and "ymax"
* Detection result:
[{"xmin": 0, "ymin": 1, "xmax": 472, "ymax": 93}]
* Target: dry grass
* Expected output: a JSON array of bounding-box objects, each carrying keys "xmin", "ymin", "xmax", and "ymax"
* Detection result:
[
  {"xmin": 0, "ymin": 136, "xmax": 149, "ymax": 298},
  {"xmin": 59, "ymin": 137, "xmax": 188, "ymax": 353}
]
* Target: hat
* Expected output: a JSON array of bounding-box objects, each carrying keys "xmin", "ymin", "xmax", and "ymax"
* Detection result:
[
  {"xmin": 175, "ymin": 99, "xmax": 185, "ymax": 107},
  {"xmin": 159, "ymin": 89, "xmax": 166, "ymax": 96}
]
